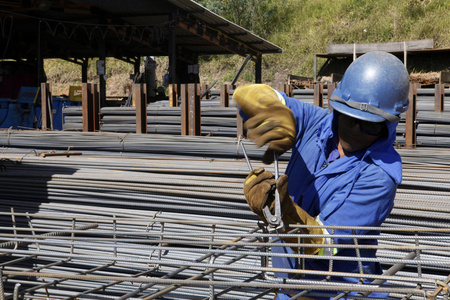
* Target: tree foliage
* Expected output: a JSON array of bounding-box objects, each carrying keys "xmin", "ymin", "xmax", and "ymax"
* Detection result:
[{"xmin": 196, "ymin": 0, "xmax": 301, "ymax": 38}]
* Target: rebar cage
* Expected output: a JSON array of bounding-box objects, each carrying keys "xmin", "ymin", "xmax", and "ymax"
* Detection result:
[
  {"xmin": 0, "ymin": 211, "xmax": 449, "ymax": 299},
  {"xmin": 0, "ymin": 132, "xmax": 450, "ymax": 299}
]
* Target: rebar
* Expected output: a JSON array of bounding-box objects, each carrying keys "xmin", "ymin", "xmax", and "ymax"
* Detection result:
[{"xmin": 0, "ymin": 120, "xmax": 449, "ymax": 298}]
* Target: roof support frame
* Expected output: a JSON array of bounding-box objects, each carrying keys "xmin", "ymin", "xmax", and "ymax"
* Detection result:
[
  {"xmin": 176, "ymin": 15, "xmax": 259, "ymax": 59},
  {"xmin": 0, "ymin": 0, "xmax": 283, "ymax": 102}
]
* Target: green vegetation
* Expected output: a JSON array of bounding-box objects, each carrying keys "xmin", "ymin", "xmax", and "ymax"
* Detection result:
[
  {"xmin": 45, "ymin": 0, "xmax": 450, "ymax": 95},
  {"xmin": 198, "ymin": 0, "xmax": 450, "ymax": 85}
]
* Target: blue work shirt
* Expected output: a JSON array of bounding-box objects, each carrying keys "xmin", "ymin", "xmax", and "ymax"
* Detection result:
[{"xmin": 269, "ymin": 92, "xmax": 402, "ymax": 299}]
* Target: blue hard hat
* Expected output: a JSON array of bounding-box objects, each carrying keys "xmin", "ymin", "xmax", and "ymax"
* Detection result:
[{"xmin": 330, "ymin": 51, "xmax": 410, "ymax": 123}]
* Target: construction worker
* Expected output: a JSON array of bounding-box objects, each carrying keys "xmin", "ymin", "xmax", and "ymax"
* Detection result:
[{"xmin": 233, "ymin": 51, "xmax": 410, "ymax": 299}]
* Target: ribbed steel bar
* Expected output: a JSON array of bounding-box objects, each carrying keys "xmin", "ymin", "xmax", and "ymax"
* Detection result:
[
  {"xmin": 0, "ymin": 131, "xmax": 450, "ymax": 298},
  {"xmin": 63, "ymin": 102, "xmax": 238, "ymax": 136},
  {"xmin": 59, "ymin": 85, "xmax": 450, "ymax": 148}
]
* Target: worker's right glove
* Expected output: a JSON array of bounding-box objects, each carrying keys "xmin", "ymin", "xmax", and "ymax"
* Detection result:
[
  {"xmin": 233, "ymin": 84, "xmax": 296, "ymax": 164},
  {"xmin": 244, "ymin": 168, "xmax": 325, "ymax": 255}
]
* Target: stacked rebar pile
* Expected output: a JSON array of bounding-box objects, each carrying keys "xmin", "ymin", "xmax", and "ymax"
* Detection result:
[
  {"xmin": 61, "ymin": 86, "xmax": 450, "ymax": 148},
  {"xmin": 0, "ymin": 130, "xmax": 450, "ymax": 299},
  {"xmin": 63, "ymin": 99, "xmax": 238, "ymax": 137}
]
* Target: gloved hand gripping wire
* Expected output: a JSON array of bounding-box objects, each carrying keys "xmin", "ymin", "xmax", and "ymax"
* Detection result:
[
  {"xmin": 239, "ymin": 140, "xmax": 284, "ymax": 232},
  {"xmin": 266, "ymin": 153, "xmax": 284, "ymax": 231},
  {"xmin": 239, "ymin": 139, "xmax": 325, "ymax": 255}
]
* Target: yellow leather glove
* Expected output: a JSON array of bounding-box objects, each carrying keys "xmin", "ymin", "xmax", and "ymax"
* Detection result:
[
  {"xmin": 244, "ymin": 168, "xmax": 325, "ymax": 255},
  {"xmin": 243, "ymin": 168, "xmax": 276, "ymax": 223},
  {"xmin": 276, "ymin": 174, "xmax": 325, "ymax": 255},
  {"xmin": 233, "ymin": 84, "xmax": 296, "ymax": 164}
]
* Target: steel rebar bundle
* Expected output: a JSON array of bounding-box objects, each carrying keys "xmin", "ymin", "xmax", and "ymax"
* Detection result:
[
  {"xmin": 0, "ymin": 130, "xmax": 449, "ymax": 299},
  {"xmin": 62, "ymin": 100, "xmax": 238, "ymax": 137},
  {"xmin": 60, "ymin": 86, "xmax": 450, "ymax": 148}
]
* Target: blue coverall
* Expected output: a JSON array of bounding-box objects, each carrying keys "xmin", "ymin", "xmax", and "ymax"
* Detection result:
[{"xmin": 269, "ymin": 92, "xmax": 402, "ymax": 299}]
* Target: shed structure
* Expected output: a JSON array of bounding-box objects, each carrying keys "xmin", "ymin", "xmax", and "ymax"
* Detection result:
[
  {"xmin": 314, "ymin": 39, "xmax": 450, "ymax": 82},
  {"xmin": 0, "ymin": 0, "xmax": 283, "ymax": 105}
]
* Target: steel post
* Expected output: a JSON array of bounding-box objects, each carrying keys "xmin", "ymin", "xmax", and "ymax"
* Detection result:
[
  {"xmin": 134, "ymin": 83, "xmax": 147, "ymax": 134},
  {"xmin": 405, "ymin": 83, "xmax": 418, "ymax": 148},
  {"xmin": 435, "ymin": 84, "xmax": 445, "ymax": 112},
  {"xmin": 314, "ymin": 83, "xmax": 324, "ymax": 107},
  {"xmin": 82, "ymin": 83, "xmax": 94, "ymax": 132}
]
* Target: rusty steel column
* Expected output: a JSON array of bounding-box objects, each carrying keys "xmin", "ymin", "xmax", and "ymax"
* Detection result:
[
  {"xmin": 284, "ymin": 84, "xmax": 292, "ymax": 97},
  {"xmin": 82, "ymin": 83, "xmax": 94, "ymax": 132},
  {"xmin": 236, "ymin": 108, "xmax": 246, "ymax": 139},
  {"xmin": 40, "ymin": 83, "xmax": 52, "ymax": 130},
  {"xmin": 435, "ymin": 84, "xmax": 445, "ymax": 112},
  {"xmin": 92, "ymin": 84, "xmax": 100, "ymax": 132},
  {"xmin": 405, "ymin": 83, "xmax": 418, "ymax": 148},
  {"xmin": 181, "ymin": 83, "xmax": 201, "ymax": 136},
  {"xmin": 314, "ymin": 83, "xmax": 324, "ymax": 107},
  {"xmin": 327, "ymin": 83, "xmax": 337, "ymax": 112},
  {"xmin": 169, "ymin": 84, "xmax": 178, "ymax": 107},
  {"xmin": 255, "ymin": 54, "xmax": 262, "ymax": 84},
  {"xmin": 220, "ymin": 84, "xmax": 230, "ymax": 107},
  {"xmin": 180, "ymin": 84, "xmax": 188, "ymax": 135},
  {"xmin": 134, "ymin": 83, "xmax": 147, "ymax": 134},
  {"xmin": 188, "ymin": 83, "xmax": 201, "ymax": 136},
  {"xmin": 201, "ymin": 84, "xmax": 210, "ymax": 100}
]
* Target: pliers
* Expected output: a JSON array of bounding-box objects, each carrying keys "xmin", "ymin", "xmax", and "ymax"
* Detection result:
[{"xmin": 239, "ymin": 141, "xmax": 285, "ymax": 232}]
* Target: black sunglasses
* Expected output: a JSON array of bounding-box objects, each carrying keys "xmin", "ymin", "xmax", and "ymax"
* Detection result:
[{"xmin": 339, "ymin": 114, "xmax": 387, "ymax": 136}]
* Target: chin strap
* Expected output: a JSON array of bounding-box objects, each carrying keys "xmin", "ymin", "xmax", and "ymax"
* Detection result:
[{"xmin": 330, "ymin": 95, "xmax": 401, "ymax": 123}]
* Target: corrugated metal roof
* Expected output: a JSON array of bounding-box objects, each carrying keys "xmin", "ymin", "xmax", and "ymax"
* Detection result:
[{"xmin": 167, "ymin": 0, "xmax": 283, "ymax": 54}]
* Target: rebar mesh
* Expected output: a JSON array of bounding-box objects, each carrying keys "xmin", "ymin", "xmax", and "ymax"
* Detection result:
[
  {"xmin": 0, "ymin": 131, "xmax": 449, "ymax": 299},
  {"xmin": 0, "ymin": 212, "xmax": 449, "ymax": 299}
]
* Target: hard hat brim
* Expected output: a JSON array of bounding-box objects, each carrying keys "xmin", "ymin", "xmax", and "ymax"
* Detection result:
[{"xmin": 329, "ymin": 99, "xmax": 386, "ymax": 123}]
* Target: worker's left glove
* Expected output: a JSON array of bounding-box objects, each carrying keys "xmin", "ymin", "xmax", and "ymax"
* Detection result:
[
  {"xmin": 243, "ymin": 168, "xmax": 276, "ymax": 222},
  {"xmin": 233, "ymin": 84, "xmax": 296, "ymax": 164},
  {"xmin": 244, "ymin": 168, "xmax": 325, "ymax": 255}
]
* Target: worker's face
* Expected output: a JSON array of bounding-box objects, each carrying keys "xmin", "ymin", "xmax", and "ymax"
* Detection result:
[{"xmin": 337, "ymin": 113, "xmax": 386, "ymax": 154}]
